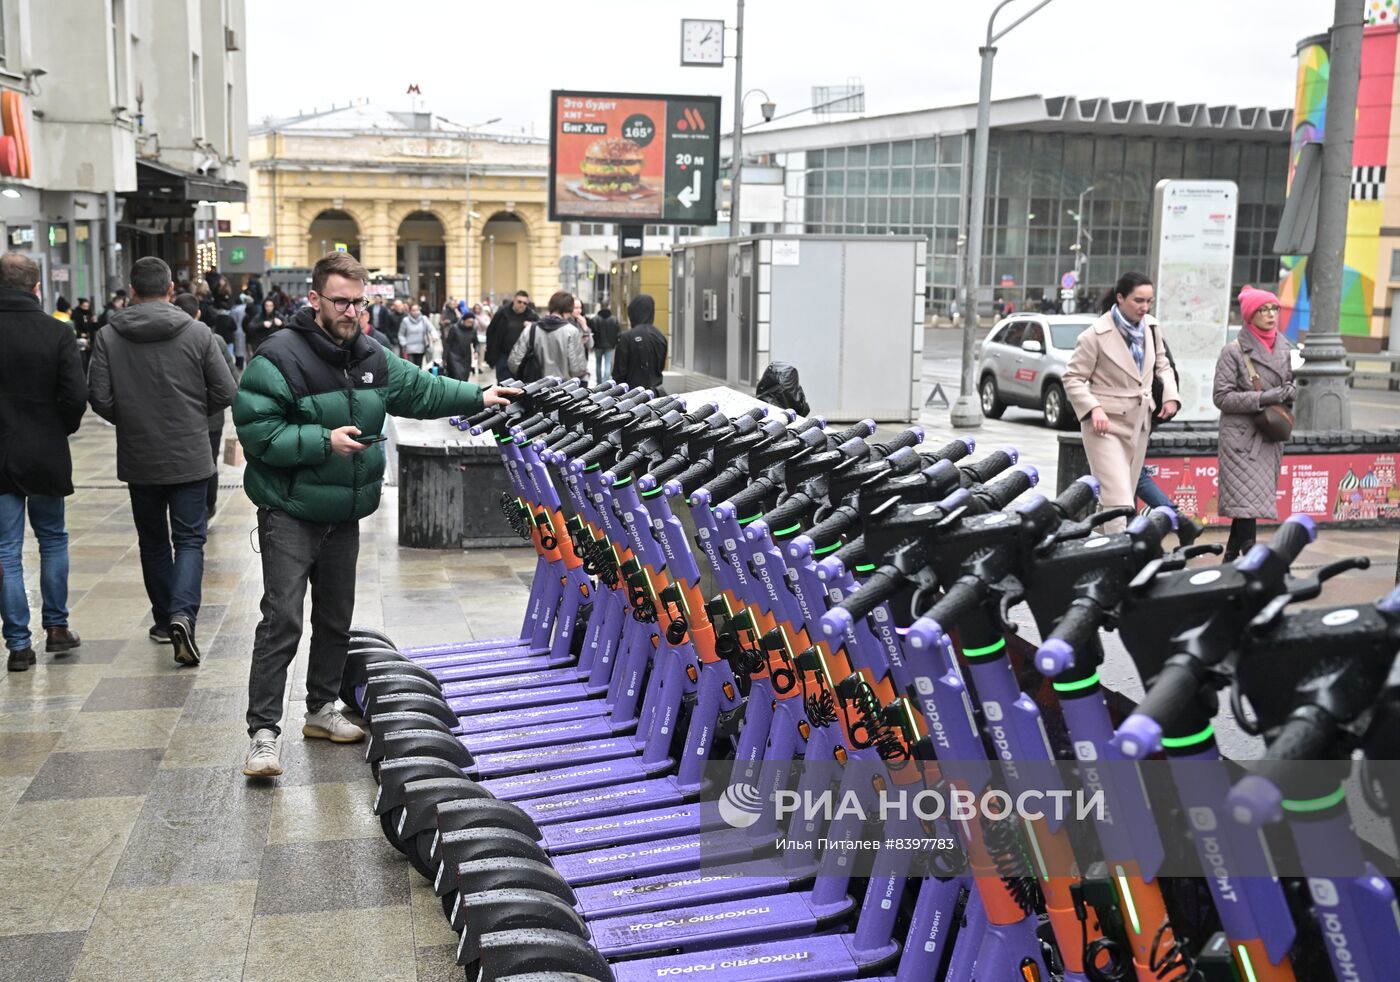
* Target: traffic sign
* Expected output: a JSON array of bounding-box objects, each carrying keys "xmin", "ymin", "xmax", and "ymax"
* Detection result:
[{"xmin": 1060, "ymin": 271, "xmax": 1078, "ymax": 289}]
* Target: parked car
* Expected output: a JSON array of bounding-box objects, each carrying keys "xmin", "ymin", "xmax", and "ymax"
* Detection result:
[{"xmin": 975, "ymin": 314, "xmax": 1094, "ymax": 429}]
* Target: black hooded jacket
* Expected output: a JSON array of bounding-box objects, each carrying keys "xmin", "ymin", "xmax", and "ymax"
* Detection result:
[{"xmin": 613, "ymin": 295, "xmax": 668, "ymax": 392}]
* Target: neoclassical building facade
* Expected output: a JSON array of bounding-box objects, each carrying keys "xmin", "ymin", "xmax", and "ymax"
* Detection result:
[{"xmin": 226, "ymin": 101, "xmax": 559, "ymax": 308}]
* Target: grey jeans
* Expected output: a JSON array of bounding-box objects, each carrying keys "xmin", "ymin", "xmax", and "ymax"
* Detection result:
[{"xmin": 246, "ymin": 507, "xmax": 359, "ymax": 737}]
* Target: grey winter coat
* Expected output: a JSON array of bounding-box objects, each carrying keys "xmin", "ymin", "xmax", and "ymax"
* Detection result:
[
  {"xmin": 398, "ymin": 314, "xmax": 430, "ymax": 355},
  {"xmin": 88, "ymin": 300, "xmax": 238, "ymax": 485},
  {"xmin": 508, "ymin": 316, "xmax": 586, "ymax": 380},
  {"xmin": 1212, "ymin": 331, "xmax": 1295, "ymax": 519}
]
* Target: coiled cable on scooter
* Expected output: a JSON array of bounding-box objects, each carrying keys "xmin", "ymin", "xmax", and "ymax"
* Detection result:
[
  {"xmin": 1148, "ymin": 917, "xmax": 1202, "ymax": 982},
  {"xmin": 981, "ymin": 813, "xmax": 1044, "ymax": 917},
  {"xmin": 500, "ymin": 493, "xmax": 531, "ymax": 539},
  {"xmin": 844, "ymin": 676, "xmax": 909, "ymax": 767}
]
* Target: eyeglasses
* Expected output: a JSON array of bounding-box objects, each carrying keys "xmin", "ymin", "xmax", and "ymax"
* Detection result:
[
  {"xmin": 1256, "ymin": 304, "xmax": 1281, "ymax": 314},
  {"xmin": 320, "ymin": 295, "xmax": 370, "ymax": 313}
]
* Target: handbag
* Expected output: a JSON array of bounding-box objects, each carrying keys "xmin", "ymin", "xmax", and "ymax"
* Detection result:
[
  {"xmin": 513, "ymin": 324, "xmax": 544, "ymax": 383},
  {"xmin": 1237, "ymin": 341, "xmax": 1293, "ymax": 442}
]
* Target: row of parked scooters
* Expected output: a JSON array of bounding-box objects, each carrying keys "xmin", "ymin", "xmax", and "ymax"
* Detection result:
[{"xmin": 341, "ymin": 377, "xmax": 1400, "ymax": 982}]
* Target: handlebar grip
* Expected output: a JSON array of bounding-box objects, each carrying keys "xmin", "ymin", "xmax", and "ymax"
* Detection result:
[
  {"xmin": 923, "ymin": 575, "xmax": 986, "ymax": 635},
  {"xmin": 973, "ymin": 463, "xmax": 1039, "ymax": 512},
  {"xmin": 1035, "ymin": 599, "xmax": 1105, "ymax": 677},
  {"xmin": 697, "ymin": 465, "xmax": 749, "ymax": 507},
  {"xmin": 546, "ymin": 431, "xmax": 592, "ymax": 460},
  {"xmin": 604, "ymin": 447, "xmax": 652, "ymax": 486},
  {"xmin": 646, "ymin": 395, "xmax": 684, "ymax": 416},
  {"xmin": 645, "ymin": 453, "xmax": 692, "ymax": 488},
  {"xmin": 723, "ymin": 478, "xmax": 777, "ymax": 518},
  {"xmin": 833, "ymin": 535, "xmax": 867, "ymax": 570},
  {"xmin": 828, "ymin": 419, "xmax": 878, "ymax": 447},
  {"xmin": 676, "ymin": 458, "xmax": 719, "ymax": 498},
  {"xmin": 920, "ymin": 458, "xmax": 963, "ymax": 499},
  {"xmin": 762, "ymin": 492, "xmax": 815, "ymax": 534},
  {"xmin": 1266, "ymin": 708, "xmax": 1339, "ymax": 762},
  {"xmin": 822, "ymin": 564, "xmax": 903, "ymax": 640},
  {"xmin": 923, "ymin": 437, "xmax": 976, "ymax": 466},
  {"xmin": 871, "ymin": 427, "xmax": 924, "ymax": 458},
  {"xmin": 589, "ymin": 379, "xmax": 627, "ymax": 395},
  {"xmin": 1259, "ymin": 514, "xmax": 1318, "ymax": 569},
  {"xmin": 575, "ymin": 440, "xmax": 617, "ymax": 471},
  {"xmin": 465, "ymin": 405, "xmax": 499, "ymax": 428},
  {"xmin": 793, "ymin": 416, "xmax": 825, "ymax": 434},
  {"xmin": 1111, "ymin": 657, "xmax": 1208, "ymax": 759},
  {"xmin": 959, "ymin": 447, "xmax": 1018, "ymax": 487},
  {"xmin": 1055, "ymin": 475, "xmax": 1101, "ymax": 519},
  {"xmin": 804, "ymin": 505, "xmax": 859, "ymax": 553},
  {"xmin": 515, "ymin": 417, "xmax": 554, "ymax": 441}
]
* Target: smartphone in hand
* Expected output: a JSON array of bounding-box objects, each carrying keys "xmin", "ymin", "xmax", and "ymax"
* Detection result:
[{"xmin": 356, "ymin": 433, "xmax": 388, "ymax": 445}]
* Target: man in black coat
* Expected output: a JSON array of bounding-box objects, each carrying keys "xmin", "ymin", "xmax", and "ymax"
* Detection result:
[
  {"xmin": 613, "ymin": 294, "xmax": 668, "ymax": 395},
  {"xmin": 0, "ymin": 252, "xmax": 87, "ymax": 671},
  {"xmin": 484, "ymin": 290, "xmax": 538, "ymax": 380}
]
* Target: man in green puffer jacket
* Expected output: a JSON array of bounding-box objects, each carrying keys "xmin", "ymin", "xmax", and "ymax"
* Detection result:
[{"xmin": 235, "ymin": 252, "xmax": 517, "ymax": 778}]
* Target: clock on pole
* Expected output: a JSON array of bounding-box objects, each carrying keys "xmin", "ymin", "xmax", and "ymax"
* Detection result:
[{"xmin": 680, "ymin": 18, "xmax": 725, "ymax": 66}]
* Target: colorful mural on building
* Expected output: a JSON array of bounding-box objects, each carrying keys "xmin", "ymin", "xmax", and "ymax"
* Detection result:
[{"xmin": 1278, "ymin": 14, "xmax": 1398, "ymax": 341}]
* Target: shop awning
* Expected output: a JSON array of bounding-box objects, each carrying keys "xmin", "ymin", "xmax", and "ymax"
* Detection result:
[
  {"xmin": 133, "ymin": 159, "xmax": 248, "ymax": 205},
  {"xmin": 583, "ymin": 249, "xmax": 617, "ymax": 274}
]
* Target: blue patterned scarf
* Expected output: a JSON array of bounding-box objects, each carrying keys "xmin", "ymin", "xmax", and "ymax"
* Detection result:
[{"xmin": 1111, "ymin": 304, "xmax": 1145, "ymax": 372}]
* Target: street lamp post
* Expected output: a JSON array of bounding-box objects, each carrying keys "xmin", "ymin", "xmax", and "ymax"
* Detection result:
[
  {"xmin": 460, "ymin": 116, "xmax": 501, "ymax": 304},
  {"xmin": 487, "ymin": 234, "xmax": 496, "ymax": 306},
  {"xmin": 730, "ymin": 0, "xmax": 745, "ymax": 234},
  {"xmin": 951, "ymin": 0, "xmax": 1057, "ymax": 429},
  {"xmin": 1068, "ymin": 184, "xmax": 1095, "ymax": 312}
]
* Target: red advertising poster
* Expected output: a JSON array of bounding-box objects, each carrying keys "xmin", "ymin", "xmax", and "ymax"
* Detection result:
[
  {"xmin": 1145, "ymin": 452, "xmax": 1400, "ymax": 525},
  {"xmin": 549, "ymin": 90, "xmax": 720, "ymax": 225}
]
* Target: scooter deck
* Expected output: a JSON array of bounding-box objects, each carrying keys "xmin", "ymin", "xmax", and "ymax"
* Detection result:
[
  {"xmin": 446, "ymin": 681, "xmax": 594, "ymax": 716},
  {"xmin": 551, "ymin": 828, "xmax": 757, "ymax": 888},
  {"xmin": 453, "ymin": 698, "xmax": 610, "ymax": 736},
  {"xmin": 410, "ymin": 651, "xmax": 565, "ymax": 682},
  {"xmin": 589, "ymin": 890, "xmax": 847, "ymax": 959},
  {"xmin": 571, "ymin": 861, "xmax": 791, "ymax": 919},
  {"xmin": 610, "ymin": 933, "xmax": 861, "ymax": 982},
  {"xmin": 469, "ymin": 735, "xmax": 641, "ymax": 779},
  {"xmin": 481, "ymin": 754, "xmax": 658, "ymax": 801},
  {"xmin": 402, "ymin": 645, "xmax": 546, "ymax": 671},
  {"xmin": 519, "ymin": 775, "xmax": 690, "ymax": 826},
  {"xmin": 456, "ymin": 714, "xmax": 622, "ymax": 754},
  {"xmin": 398, "ymin": 637, "xmax": 538, "ymax": 659},
  {"xmin": 540, "ymin": 801, "xmax": 718, "ymax": 854},
  {"xmin": 440, "ymin": 667, "xmax": 589, "ymax": 698}
]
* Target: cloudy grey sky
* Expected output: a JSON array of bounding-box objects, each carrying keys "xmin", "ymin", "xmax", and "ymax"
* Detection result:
[{"xmin": 247, "ymin": 0, "xmax": 1331, "ymax": 134}]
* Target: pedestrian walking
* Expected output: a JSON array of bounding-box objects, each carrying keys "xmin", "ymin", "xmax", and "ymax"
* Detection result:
[
  {"xmin": 399, "ymin": 302, "xmax": 430, "ymax": 367},
  {"xmin": 382, "ymin": 298, "xmax": 405, "ymax": 353},
  {"xmin": 571, "ymin": 296, "xmax": 594, "ymax": 381},
  {"xmin": 173, "ymin": 292, "xmax": 240, "ymax": 518},
  {"xmin": 243, "ymin": 298, "xmax": 283, "ymax": 355},
  {"xmin": 485, "ymin": 290, "xmax": 537, "ymax": 380},
  {"xmin": 443, "ymin": 313, "xmax": 476, "ymax": 380},
  {"xmin": 0, "ymin": 253, "xmax": 87, "ymax": 671},
  {"xmin": 88, "ymin": 257, "xmax": 237, "ymax": 665},
  {"xmin": 234, "ymin": 252, "xmax": 518, "ymax": 778},
  {"xmin": 1062, "ymin": 272, "xmax": 1180, "ymax": 533},
  {"xmin": 508, "ymin": 290, "xmax": 586, "ymax": 382},
  {"xmin": 358, "ymin": 305, "xmax": 393, "ymax": 349},
  {"xmin": 590, "ymin": 303, "xmax": 619, "ymax": 383},
  {"xmin": 612, "ymin": 294, "xmax": 668, "ymax": 394},
  {"xmin": 1213, "ymin": 287, "xmax": 1295, "ymax": 561}
]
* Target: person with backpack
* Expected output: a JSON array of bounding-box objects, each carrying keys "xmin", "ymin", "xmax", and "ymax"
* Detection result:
[{"xmin": 508, "ymin": 291, "xmax": 586, "ymax": 382}]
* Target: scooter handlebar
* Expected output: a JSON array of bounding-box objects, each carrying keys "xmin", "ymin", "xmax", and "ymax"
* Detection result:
[
  {"xmin": 1227, "ymin": 708, "xmax": 1341, "ymax": 827},
  {"xmin": 870, "ymin": 427, "xmax": 924, "ymax": 458},
  {"xmin": 676, "ymin": 458, "xmax": 720, "ymax": 498},
  {"xmin": 800, "ymin": 505, "xmax": 859, "ymax": 554},
  {"xmin": 1112, "ymin": 656, "xmax": 1209, "ymax": 759},
  {"xmin": 696, "ymin": 466, "xmax": 749, "ymax": 508},
  {"xmin": 1240, "ymin": 514, "xmax": 1318, "ymax": 573},
  {"xmin": 1034, "ymin": 598, "xmax": 1104, "ymax": 677},
  {"xmin": 960, "ymin": 447, "xmax": 1019, "ymax": 487},
  {"xmin": 603, "ymin": 447, "xmax": 654, "ymax": 486},
  {"xmin": 1055, "ymin": 475, "xmax": 1102, "ymax": 518},
  {"xmin": 972, "ymin": 463, "xmax": 1039, "ymax": 512},
  {"xmin": 924, "ymin": 436, "xmax": 976, "ymax": 465},
  {"xmin": 827, "ymin": 419, "xmax": 878, "ymax": 447},
  {"xmin": 644, "ymin": 453, "xmax": 692, "ymax": 489},
  {"xmin": 761, "ymin": 492, "xmax": 815, "ymax": 534},
  {"xmin": 924, "ymin": 576, "xmax": 987, "ymax": 636},
  {"xmin": 822, "ymin": 564, "xmax": 903, "ymax": 639},
  {"xmin": 722, "ymin": 478, "xmax": 776, "ymax": 519}
]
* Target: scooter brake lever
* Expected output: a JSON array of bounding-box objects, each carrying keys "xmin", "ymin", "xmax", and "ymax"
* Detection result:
[
  {"xmin": 1315, "ymin": 555, "xmax": 1372, "ymax": 583},
  {"xmin": 995, "ymin": 576, "xmax": 1026, "ymax": 634},
  {"xmin": 1181, "ymin": 543, "xmax": 1224, "ymax": 560},
  {"xmin": 1087, "ymin": 506, "xmax": 1137, "ymax": 529}
]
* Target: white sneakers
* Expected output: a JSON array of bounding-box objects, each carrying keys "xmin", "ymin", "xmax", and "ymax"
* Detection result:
[
  {"xmin": 243, "ymin": 705, "xmax": 365, "ymax": 779},
  {"xmin": 243, "ymin": 728, "xmax": 283, "ymax": 777},
  {"xmin": 302, "ymin": 704, "xmax": 366, "ymax": 744}
]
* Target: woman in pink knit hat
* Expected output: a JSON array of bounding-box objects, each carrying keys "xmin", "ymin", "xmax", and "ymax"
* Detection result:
[{"xmin": 1212, "ymin": 286, "xmax": 1295, "ymax": 560}]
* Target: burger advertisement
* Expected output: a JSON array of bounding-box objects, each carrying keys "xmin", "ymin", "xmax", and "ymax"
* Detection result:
[{"xmin": 550, "ymin": 90, "xmax": 721, "ymax": 225}]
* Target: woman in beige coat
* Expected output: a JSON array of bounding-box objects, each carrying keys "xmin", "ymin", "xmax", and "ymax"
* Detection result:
[{"xmin": 1062, "ymin": 272, "xmax": 1180, "ymax": 532}]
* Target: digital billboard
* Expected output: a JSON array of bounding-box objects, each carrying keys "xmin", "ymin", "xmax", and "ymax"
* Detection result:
[{"xmin": 549, "ymin": 90, "xmax": 722, "ymax": 226}]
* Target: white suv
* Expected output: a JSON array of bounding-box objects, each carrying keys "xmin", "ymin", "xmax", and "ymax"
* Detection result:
[{"xmin": 975, "ymin": 315, "xmax": 1095, "ymax": 430}]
